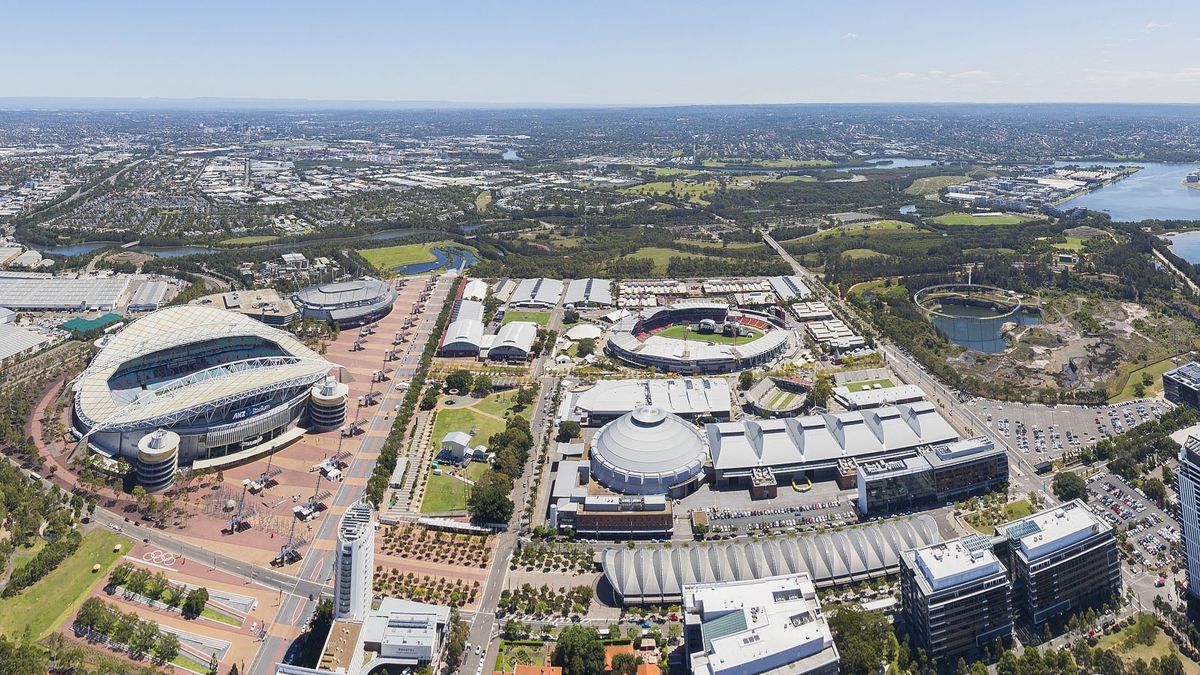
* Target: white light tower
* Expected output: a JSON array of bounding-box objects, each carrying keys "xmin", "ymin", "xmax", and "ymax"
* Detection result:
[{"xmin": 333, "ymin": 500, "xmax": 375, "ymax": 621}]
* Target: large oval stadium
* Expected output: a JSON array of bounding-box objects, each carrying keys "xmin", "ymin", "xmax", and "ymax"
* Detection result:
[
  {"xmin": 72, "ymin": 305, "xmax": 338, "ymax": 485},
  {"xmin": 292, "ymin": 277, "xmax": 396, "ymax": 327},
  {"xmin": 605, "ymin": 301, "xmax": 791, "ymax": 374}
]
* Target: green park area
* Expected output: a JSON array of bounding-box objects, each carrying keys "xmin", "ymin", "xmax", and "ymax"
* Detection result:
[
  {"xmin": 617, "ymin": 247, "xmax": 718, "ymax": 274},
  {"xmin": 0, "ymin": 529, "xmax": 130, "ymax": 639},
  {"xmin": 678, "ymin": 238, "xmax": 765, "ymax": 250},
  {"xmin": 621, "ymin": 173, "xmax": 814, "ymax": 206},
  {"xmin": 501, "ymin": 309, "xmax": 550, "ymax": 326},
  {"xmin": 904, "ymin": 175, "xmax": 970, "ymax": 196},
  {"xmin": 1110, "ymin": 357, "xmax": 1179, "ymax": 402},
  {"xmin": 1051, "ymin": 236, "xmax": 1086, "ymax": 251},
  {"xmin": 702, "ymin": 158, "xmax": 833, "ymax": 169},
  {"xmin": 798, "ymin": 220, "xmax": 917, "ymax": 241},
  {"xmin": 845, "ymin": 378, "xmax": 895, "ymax": 392},
  {"xmin": 475, "ymin": 190, "xmax": 493, "ymax": 212},
  {"xmin": 360, "ymin": 241, "xmax": 476, "ymax": 272},
  {"xmin": 929, "ymin": 212, "xmax": 1036, "ymax": 226},
  {"xmin": 841, "ymin": 248, "xmax": 887, "ymax": 260},
  {"xmin": 656, "ymin": 324, "xmax": 763, "ymax": 345},
  {"xmin": 496, "ymin": 641, "xmax": 547, "ymax": 671},
  {"xmin": 1097, "ymin": 617, "xmax": 1200, "ymax": 674},
  {"xmin": 219, "ymin": 235, "xmax": 280, "ymax": 246}
]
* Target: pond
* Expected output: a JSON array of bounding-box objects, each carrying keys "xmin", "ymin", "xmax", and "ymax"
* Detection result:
[
  {"xmin": 395, "ymin": 247, "xmax": 477, "ymax": 276},
  {"xmin": 931, "ymin": 302, "xmax": 1041, "ymax": 354}
]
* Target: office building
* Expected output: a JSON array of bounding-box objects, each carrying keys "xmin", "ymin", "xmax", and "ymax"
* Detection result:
[
  {"xmin": 1164, "ymin": 362, "xmax": 1200, "ymax": 410},
  {"xmin": 683, "ymin": 573, "xmax": 839, "ymax": 675},
  {"xmin": 1178, "ymin": 436, "xmax": 1200, "ymax": 601},
  {"xmin": 856, "ymin": 436, "xmax": 1008, "ymax": 515},
  {"xmin": 997, "ymin": 500, "xmax": 1120, "ymax": 626},
  {"xmin": 335, "ymin": 501, "xmax": 375, "ymax": 621},
  {"xmin": 900, "ymin": 537, "xmax": 1012, "ymax": 663}
]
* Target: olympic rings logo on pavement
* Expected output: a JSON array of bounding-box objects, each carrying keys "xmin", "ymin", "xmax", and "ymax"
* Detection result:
[{"xmin": 143, "ymin": 549, "xmax": 177, "ymax": 566}]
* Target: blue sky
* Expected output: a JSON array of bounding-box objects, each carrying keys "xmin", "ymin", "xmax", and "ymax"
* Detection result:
[{"xmin": 4, "ymin": 1, "xmax": 1198, "ymax": 104}]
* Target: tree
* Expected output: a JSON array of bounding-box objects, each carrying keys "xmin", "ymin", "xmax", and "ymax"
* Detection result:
[
  {"xmin": 808, "ymin": 376, "xmax": 833, "ymax": 410},
  {"xmin": 1142, "ymin": 477, "xmax": 1167, "ymax": 503},
  {"xmin": 445, "ymin": 610, "xmax": 469, "ymax": 669},
  {"xmin": 558, "ymin": 420, "xmax": 581, "ymax": 441},
  {"xmin": 468, "ymin": 472, "xmax": 514, "ymax": 526},
  {"xmin": 1052, "ymin": 472, "xmax": 1089, "ymax": 503},
  {"xmin": 472, "ymin": 373, "xmax": 494, "ymax": 397},
  {"xmin": 553, "ymin": 626, "xmax": 606, "ymax": 675},
  {"xmin": 827, "ymin": 606, "xmax": 892, "ymax": 675},
  {"xmin": 155, "ymin": 632, "xmax": 180, "ymax": 664},
  {"xmin": 738, "ymin": 371, "xmax": 754, "ymax": 391},
  {"xmin": 576, "ymin": 338, "xmax": 596, "ymax": 358},
  {"xmin": 446, "ymin": 370, "xmax": 474, "ymax": 392},
  {"xmin": 227, "ymin": 665, "xmax": 241, "ymax": 675},
  {"xmin": 516, "ymin": 387, "xmax": 536, "ymax": 408},
  {"xmin": 610, "ymin": 652, "xmax": 639, "ymax": 675},
  {"xmin": 182, "ymin": 587, "xmax": 209, "ymax": 617},
  {"xmin": 563, "ymin": 310, "xmax": 580, "ymax": 324}
]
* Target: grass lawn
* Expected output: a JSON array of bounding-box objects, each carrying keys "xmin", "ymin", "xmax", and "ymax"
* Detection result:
[
  {"xmin": 501, "ymin": 310, "xmax": 550, "ymax": 326},
  {"xmin": 0, "ymin": 529, "xmax": 130, "ymax": 639},
  {"xmin": 466, "ymin": 462, "xmax": 490, "ymax": 482},
  {"xmin": 421, "ymin": 472, "xmax": 471, "ymax": 513},
  {"xmin": 1004, "ymin": 499, "xmax": 1035, "ymax": 520},
  {"xmin": 1052, "ymin": 236, "xmax": 1086, "ymax": 251},
  {"xmin": 621, "ymin": 179, "xmax": 719, "ymax": 205},
  {"xmin": 846, "ymin": 378, "xmax": 895, "ymax": 392},
  {"xmin": 472, "ymin": 390, "xmax": 532, "ymax": 420},
  {"xmin": 1110, "ymin": 357, "xmax": 1179, "ymax": 402},
  {"xmin": 617, "ymin": 247, "xmax": 715, "ymax": 274},
  {"xmin": 656, "ymin": 324, "xmax": 763, "ymax": 345},
  {"xmin": 841, "ymin": 248, "xmax": 887, "ymax": 260},
  {"xmin": 904, "ymin": 175, "xmax": 970, "ymax": 196},
  {"xmin": 767, "ymin": 390, "xmax": 801, "ymax": 410},
  {"xmin": 201, "ymin": 605, "xmax": 243, "ymax": 627},
  {"xmin": 1097, "ymin": 624, "xmax": 1200, "ymax": 674},
  {"xmin": 653, "ymin": 167, "xmax": 702, "ymax": 178},
  {"xmin": 432, "ymin": 407, "xmax": 507, "ymax": 449},
  {"xmin": 219, "ymin": 235, "xmax": 280, "ymax": 246},
  {"xmin": 360, "ymin": 241, "xmax": 476, "ymax": 272},
  {"xmin": 929, "ymin": 212, "xmax": 1036, "ymax": 226},
  {"xmin": 173, "ymin": 652, "xmax": 213, "ymax": 673},
  {"xmin": 798, "ymin": 220, "xmax": 917, "ymax": 241},
  {"xmin": 496, "ymin": 641, "xmax": 547, "ymax": 671},
  {"xmin": 678, "ymin": 239, "xmax": 764, "ymax": 250},
  {"xmin": 475, "ymin": 190, "xmax": 493, "ymax": 213},
  {"xmin": 11, "ymin": 537, "xmax": 48, "ymax": 573}
]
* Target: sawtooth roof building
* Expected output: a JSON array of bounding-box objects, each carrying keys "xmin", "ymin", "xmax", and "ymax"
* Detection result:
[
  {"xmin": 564, "ymin": 278, "xmax": 613, "ymax": 307},
  {"xmin": 601, "ymin": 515, "xmax": 941, "ymax": 605},
  {"xmin": 510, "ymin": 277, "xmax": 564, "ymax": 308},
  {"xmin": 705, "ymin": 401, "xmax": 958, "ymax": 487}
]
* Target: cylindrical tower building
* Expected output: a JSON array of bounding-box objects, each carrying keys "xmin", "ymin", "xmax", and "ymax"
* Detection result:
[
  {"xmin": 136, "ymin": 429, "xmax": 179, "ymax": 492},
  {"xmin": 334, "ymin": 500, "xmax": 375, "ymax": 621},
  {"xmin": 309, "ymin": 376, "xmax": 349, "ymax": 431}
]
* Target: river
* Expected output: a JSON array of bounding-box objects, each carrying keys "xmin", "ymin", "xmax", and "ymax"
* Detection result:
[{"xmin": 1054, "ymin": 161, "xmax": 1200, "ymax": 222}]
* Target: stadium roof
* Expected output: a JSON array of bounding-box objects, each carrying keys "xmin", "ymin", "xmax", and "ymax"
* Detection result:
[
  {"xmin": 510, "ymin": 278, "xmax": 564, "ymax": 307},
  {"xmin": 74, "ymin": 305, "xmax": 333, "ymax": 432},
  {"xmin": 705, "ymin": 402, "xmax": 957, "ymax": 472},
  {"xmin": 602, "ymin": 515, "xmax": 940, "ymax": 602},
  {"xmin": 292, "ymin": 277, "xmax": 395, "ymax": 321},
  {"xmin": 564, "ymin": 278, "xmax": 613, "ymax": 306}
]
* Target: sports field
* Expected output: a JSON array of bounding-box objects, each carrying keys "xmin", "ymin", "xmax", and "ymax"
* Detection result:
[
  {"xmin": 360, "ymin": 241, "xmax": 442, "ymax": 269},
  {"xmin": 0, "ymin": 529, "xmax": 130, "ymax": 639},
  {"xmin": 656, "ymin": 324, "xmax": 763, "ymax": 345},
  {"xmin": 929, "ymin": 212, "xmax": 1036, "ymax": 226},
  {"xmin": 501, "ymin": 310, "xmax": 550, "ymax": 326}
]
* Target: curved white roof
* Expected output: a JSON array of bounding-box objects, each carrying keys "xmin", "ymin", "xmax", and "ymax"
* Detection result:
[
  {"xmin": 563, "ymin": 323, "xmax": 603, "ymax": 342},
  {"xmin": 74, "ymin": 305, "xmax": 333, "ymax": 432},
  {"xmin": 601, "ymin": 515, "xmax": 941, "ymax": 602},
  {"xmin": 442, "ymin": 319, "xmax": 484, "ymax": 349},
  {"xmin": 591, "ymin": 406, "xmax": 707, "ymax": 482},
  {"xmin": 490, "ymin": 321, "xmax": 538, "ymax": 354}
]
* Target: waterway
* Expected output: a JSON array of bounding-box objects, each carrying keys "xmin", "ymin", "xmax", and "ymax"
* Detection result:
[
  {"xmin": 1054, "ymin": 161, "xmax": 1200, "ymax": 222},
  {"xmin": 502, "ymin": 149, "xmax": 524, "ymax": 161},
  {"xmin": 394, "ymin": 247, "xmax": 477, "ymax": 275},
  {"xmin": 862, "ymin": 157, "xmax": 939, "ymax": 168},
  {"xmin": 931, "ymin": 303, "xmax": 1041, "ymax": 354}
]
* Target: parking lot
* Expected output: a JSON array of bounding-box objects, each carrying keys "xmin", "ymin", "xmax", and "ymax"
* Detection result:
[
  {"xmin": 701, "ymin": 497, "xmax": 859, "ymax": 536},
  {"xmin": 976, "ymin": 398, "xmax": 1166, "ymax": 461},
  {"xmin": 1085, "ymin": 471, "xmax": 1179, "ymax": 576}
]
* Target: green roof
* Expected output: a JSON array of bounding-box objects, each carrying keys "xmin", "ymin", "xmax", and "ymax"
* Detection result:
[
  {"xmin": 700, "ymin": 610, "xmax": 747, "ymax": 652},
  {"xmin": 61, "ymin": 313, "xmax": 123, "ymax": 334}
]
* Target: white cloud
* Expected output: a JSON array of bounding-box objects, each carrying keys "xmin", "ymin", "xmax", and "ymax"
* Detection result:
[
  {"xmin": 842, "ymin": 32, "xmax": 859, "ymax": 40},
  {"xmin": 1145, "ymin": 21, "xmax": 1172, "ymax": 31}
]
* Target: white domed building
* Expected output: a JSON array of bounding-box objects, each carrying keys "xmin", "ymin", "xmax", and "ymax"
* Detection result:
[{"xmin": 589, "ymin": 405, "xmax": 707, "ymax": 497}]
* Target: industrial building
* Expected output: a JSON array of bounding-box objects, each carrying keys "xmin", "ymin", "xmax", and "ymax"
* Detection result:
[
  {"xmin": 292, "ymin": 277, "xmax": 396, "ymax": 327},
  {"xmin": 461, "ymin": 278, "xmax": 489, "ymax": 302},
  {"xmin": 0, "ymin": 323, "xmax": 51, "ymax": 367},
  {"xmin": 548, "ymin": 461, "xmax": 674, "ymax": 539},
  {"xmin": 601, "ymin": 515, "xmax": 941, "ymax": 605},
  {"xmin": 196, "ymin": 288, "xmax": 300, "ymax": 327},
  {"xmin": 1164, "ymin": 361, "xmax": 1200, "ymax": 411},
  {"xmin": 767, "ymin": 275, "xmax": 812, "ymax": 303},
  {"xmin": 683, "ymin": 573, "xmax": 839, "ymax": 675},
  {"xmin": 439, "ymin": 299, "xmax": 486, "ymax": 357},
  {"xmin": 564, "ymin": 278, "xmax": 613, "ymax": 307},
  {"xmin": 0, "ymin": 271, "xmax": 131, "ymax": 311},
  {"xmin": 564, "ymin": 378, "xmax": 733, "ymax": 426},
  {"xmin": 855, "ymin": 436, "xmax": 1008, "ymax": 515},
  {"xmin": 485, "ymin": 321, "xmax": 538, "ymax": 361},
  {"xmin": 899, "ymin": 537, "xmax": 1013, "ymax": 663},
  {"xmin": 997, "ymin": 500, "xmax": 1120, "ymax": 626},
  {"xmin": 127, "ymin": 280, "xmax": 170, "ymax": 312},
  {"xmin": 72, "ymin": 305, "xmax": 340, "ymax": 486},
  {"xmin": 509, "ymin": 277, "xmax": 564, "ymax": 308},
  {"xmin": 832, "ymin": 383, "xmax": 926, "ymax": 410},
  {"xmin": 705, "ymin": 402, "xmax": 958, "ymax": 488}
]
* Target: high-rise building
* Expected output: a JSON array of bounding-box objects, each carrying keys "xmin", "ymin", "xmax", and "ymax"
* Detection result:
[
  {"xmin": 900, "ymin": 535, "xmax": 1012, "ymax": 663},
  {"xmin": 335, "ymin": 500, "xmax": 375, "ymax": 621},
  {"xmin": 1178, "ymin": 436, "xmax": 1200, "ymax": 601},
  {"xmin": 997, "ymin": 499, "xmax": 1120, "ymax": 626}
]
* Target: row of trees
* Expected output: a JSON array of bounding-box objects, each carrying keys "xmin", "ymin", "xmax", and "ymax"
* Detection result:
[
  {"xmin": 467, "ymin": 414, "xmax": 534, "ymax": 525},
  {"xmin": 108, "ymin": 562, "xmax": 209, "ymax": 616},
  {"xmin": 445, "ymin": 369, "xmax": 495, "ymax": 398},
  {"xmin": 73, "ymin": 596, "xmax": 181, "ymax": 664},
  {"xmin": 3, "ymin": 529, "xmax": 81, "ymax": 597}
]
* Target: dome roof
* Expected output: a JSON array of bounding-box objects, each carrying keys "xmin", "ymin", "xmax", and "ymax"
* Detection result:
[{"xmin": 591, "ymin": 405, "xmax": 707, "ymax": 487}]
